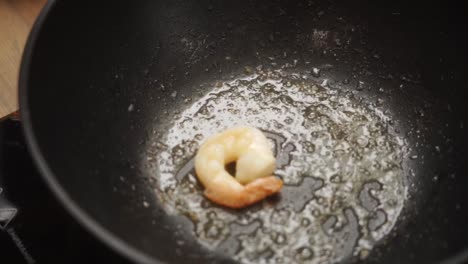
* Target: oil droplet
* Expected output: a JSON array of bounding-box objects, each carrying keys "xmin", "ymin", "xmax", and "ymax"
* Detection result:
[
  {"xmin": 330, "ymin": 174, "xmax": 343, "ymax": 183},
  {"xmin": 356, "ymin": 136, "xmax": 369, "ymax": 147},
  {"xmin": 356, "ymin": 81, "xmax": 365, "ymax": 91},
  {"xmin": 312, "ymin": 67, "xmax": 321, "ymax": 77},
  {"xmin": 274, "ymin": 233, "xmax": 287, "ymax": 244},
  {"xmin": 321, "ymin": 79, "xmax": 329, "ymax": 87},
  {"xmin": 295, "ymin": 247, "xmax": 314, "ymax": 261},
  {"xmin": 312, "ymin": 209, "xmax": 321, "ymax": 217},
  {"xmin": 376, "ymin": 98, "xmax": 384, "ymax": 106}
]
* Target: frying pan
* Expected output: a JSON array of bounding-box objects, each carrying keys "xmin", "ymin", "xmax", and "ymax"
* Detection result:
[{"xmin": 19, "ymin": 0, "xmax": 468, "ymax": 263}]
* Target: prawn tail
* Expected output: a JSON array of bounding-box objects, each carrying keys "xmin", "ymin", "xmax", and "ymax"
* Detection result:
[
  {"xmin": 242, "ymin": 176, "xmax": 283, "ymax": 204},
  {"xmin": 203, "ymin": 176, "xmax": 283, "ymax": 209},
  {"xmin": 203, "ymin": 188, "xmax": 243, "ymax": 208}
]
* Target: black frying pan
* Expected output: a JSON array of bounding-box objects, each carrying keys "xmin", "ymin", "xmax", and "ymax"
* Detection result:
[{"xmin": 19, "ymin": 0, "xmax": 468, "ymax": 263}]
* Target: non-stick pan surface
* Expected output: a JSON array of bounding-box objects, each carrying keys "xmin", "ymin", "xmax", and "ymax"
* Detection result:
[{"xmin": 20, "ymin": 0, "xmax": 468, "ymax": 263}]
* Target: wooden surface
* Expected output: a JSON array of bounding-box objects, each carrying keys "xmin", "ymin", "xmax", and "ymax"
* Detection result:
[{"xmin": 0, "ymin": 0, "xmax": 46, "ymax": 118}]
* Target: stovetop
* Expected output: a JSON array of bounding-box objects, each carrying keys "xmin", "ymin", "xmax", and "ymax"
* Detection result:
[{"xmin": 0, "ymin": 118, "xmax": 129, "ymax": 263}]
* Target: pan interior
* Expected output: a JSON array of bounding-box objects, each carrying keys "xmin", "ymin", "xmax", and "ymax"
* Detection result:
[{"xmin": 146, "ymin": 64, "xmax": 408, "ymax": 263}]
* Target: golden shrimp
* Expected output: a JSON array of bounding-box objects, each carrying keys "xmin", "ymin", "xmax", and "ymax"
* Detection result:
[{"xmin": 194, "ymin": 127, "xmax": 283, "ymax": 208}]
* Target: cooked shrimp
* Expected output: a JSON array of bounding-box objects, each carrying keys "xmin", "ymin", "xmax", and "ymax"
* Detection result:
[{"xmin": 195, "ymin": 127, "xmax": 283, "ymax": 208}]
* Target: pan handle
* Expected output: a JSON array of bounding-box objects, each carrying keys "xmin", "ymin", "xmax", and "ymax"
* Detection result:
[
  {"xmin": 0, "ymin": 189, "xmax": 36, "ymax": 264},
  {"xmin": 0, "ymin": 114, "xmax": 19, "ymax": 229},
  {"xmin": 0, "ymin": 116, "xmax": 36, "ymax": 263},
  {"xmin": 0, "ymin": 188, "xmax": 17, "ymax": 230}
]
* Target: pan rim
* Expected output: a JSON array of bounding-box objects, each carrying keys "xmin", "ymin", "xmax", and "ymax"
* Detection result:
[
  {"xmin": 18, "ymin": 1, "xmax": 160, "ymax": 264},
  {"xmin": 17, "ymin": 1, "xmax": 468, "ymax": 264}
]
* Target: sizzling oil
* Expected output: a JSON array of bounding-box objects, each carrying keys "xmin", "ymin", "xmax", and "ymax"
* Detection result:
[{"xmin": 150, "ymin": 68, "xmax": 407, "ymax": 264}]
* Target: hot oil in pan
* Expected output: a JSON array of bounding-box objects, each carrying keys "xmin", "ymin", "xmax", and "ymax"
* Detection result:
[{"xmin": 149, "ymin": 68, "xmax": 407, "ymax": 264}]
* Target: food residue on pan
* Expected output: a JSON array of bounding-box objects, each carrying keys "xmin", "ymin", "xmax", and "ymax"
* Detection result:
[
  {"xmin": 194, "ymin": 126, "xmax": 282, "ymax": 208},
  {"xmin": 147, "ymin": 68, "xmax": 408, "ymax": 264}
]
